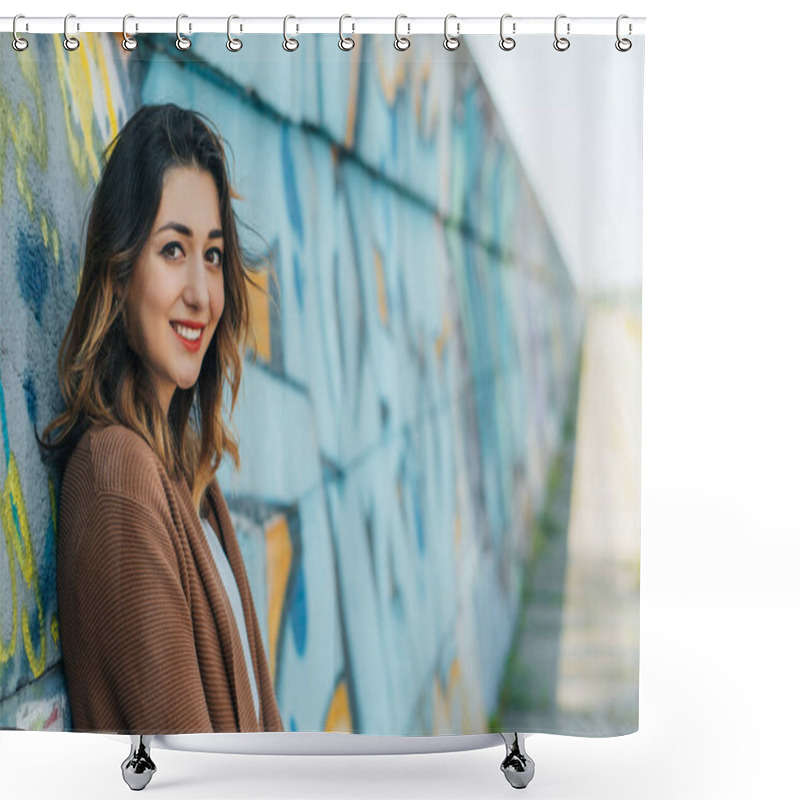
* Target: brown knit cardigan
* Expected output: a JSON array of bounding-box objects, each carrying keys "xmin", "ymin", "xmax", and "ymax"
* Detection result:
[{"xmin": 56, "ymin": 422, "xmax": 284, "ymax": 734}]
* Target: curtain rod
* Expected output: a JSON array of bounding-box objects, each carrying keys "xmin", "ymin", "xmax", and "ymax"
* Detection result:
[{"xmin": 0, "ymin": 16, "xmax": 646, "ymax": 36}]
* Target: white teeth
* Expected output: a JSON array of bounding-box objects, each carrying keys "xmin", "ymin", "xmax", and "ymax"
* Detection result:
[{"xmin": 172, "ymin": 323, "xmax": 202, "ymax": 341}]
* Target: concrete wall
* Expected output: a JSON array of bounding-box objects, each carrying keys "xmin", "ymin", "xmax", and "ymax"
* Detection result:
[{"xmin": 0, "ymin": 33, "xmax": 581, "ymax": 734}]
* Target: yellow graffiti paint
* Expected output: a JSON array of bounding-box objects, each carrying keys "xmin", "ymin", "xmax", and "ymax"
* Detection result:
[
  {"xmin": 14, "ymin": 158, "xmax": 35, "ymax": 216},
  {"xmin": 96, "ymin": 38, "xmax": 120, "ymax": 145},
  {"xmin": 433, "ymin": 674, "xmax": 446, "ymax": 735},
  {"xmin": 435, "ymin": 314, "xmax": 450, "ymax": 360},
  {"xmin": 0, "ymin": 42, "xmax": 47, "ymax": 208},
  {"xmin": 51, "ymin": 617, "xmax": 59, "ymax": 646},
  {"xmin": 324, "ymin": 679, "xmax": 353, "ymax": 733},
  {"xmin": 265, "ymin": 515, "xmax": 292, "ymax": 673},
  {"xmin": 52, "ymin": 34, "xmax": 112, "ymax": 188},
  {"xmin": 375, "ymin": 45, "xmax": 408, "ymax": 105},
  {"xmin": 3, "ymin": 455, "xmax": 34, "ymax": 587},
  {"xmin": 374, "ymin": 249, "xmax": 389, "ymax": 325},
  {"xmin": 433, "ymin": 658, "xmax": 463, "ymax": 734},
  {"xmin": 245, "ymin": 268, "xmax": 272, "ymax": 363},
  {"xmin": 0, "ymin": 42, "xmax": 67, "ymax": 291},
  {"xmin": 1, "ymin": 453, "xmax": 47, "ymax": 677},
  {"xmin": 0, "ymin": 496, "xmax": 19, "ymax": 665}
]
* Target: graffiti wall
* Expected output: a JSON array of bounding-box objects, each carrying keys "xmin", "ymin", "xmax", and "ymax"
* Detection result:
[{"xmin": 0, "ymin": 33, "xmax": 581, "ymax": 734}]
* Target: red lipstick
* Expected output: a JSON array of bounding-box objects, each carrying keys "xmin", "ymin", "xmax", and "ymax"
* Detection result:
[{"xmin": 170, "ymin": 320, "xmax": 205, "ymax": 352}]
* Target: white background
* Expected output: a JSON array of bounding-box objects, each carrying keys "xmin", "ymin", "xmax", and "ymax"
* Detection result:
[{"xmin": 2, "ymin": 1, "xmax": 799, "ymax": 798}]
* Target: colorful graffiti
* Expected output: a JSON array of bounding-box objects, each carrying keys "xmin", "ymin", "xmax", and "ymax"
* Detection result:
[{"xmin": 0, "ymin": 33, "xmax": 581, "ymax": 734}]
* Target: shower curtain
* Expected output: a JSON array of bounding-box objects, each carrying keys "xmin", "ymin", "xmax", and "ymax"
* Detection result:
[{"xmin": 0, "ymin": 28, "xmax": 643, "ymax": 738}]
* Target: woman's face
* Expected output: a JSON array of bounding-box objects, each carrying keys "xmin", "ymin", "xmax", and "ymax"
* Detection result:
[{"xmin": 124, "ymin": 166, "xmax": 225, "ymax": 416}]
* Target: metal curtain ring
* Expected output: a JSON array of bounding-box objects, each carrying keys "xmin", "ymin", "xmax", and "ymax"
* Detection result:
[
  {"xmin": 283, "ymin": 15, "xmax": 299, "ymax": 51},
  {"xmin": 615, "ymin": 14, "xmax": 632, "ymax": 51},
  {"xmin": 553, "ymin": 14, "xmax": 570, "ymax": 51},
  {"xmin": 394, "ymin": 15, "xmax": 410, "ymax": 51},
  {"xmin": 176, "ymin": 13, "xmax": 191, "ymax": 50},
  {"xmin": 339, "ymin": 14, "xmax": 355, "ymax": 51},
  {"xmin": 227, "ymin": 15, "xmax": 243, "ymax": 51},
  {"xmin": 121, "ymin": 14, "xmax": 138, "ymax": 51},
  {"xmin": 443, "ymin": 14, "xmax": 460, "ymax": 51},
  {"xmin": 63, "ymin": 13, "xmax": 80, "ymax": 51},
  {"xmin": 499, "ymin": 14, "xmax": 516, "ymax": 51},
  {"xmin": 12, "ymin": 14, "xmax": 29, "ymax": 51}
]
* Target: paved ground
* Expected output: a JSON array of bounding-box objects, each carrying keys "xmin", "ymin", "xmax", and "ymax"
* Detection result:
[{"xmin": 495, "ymin": 301, "xmax": 641, "ymax": 736}]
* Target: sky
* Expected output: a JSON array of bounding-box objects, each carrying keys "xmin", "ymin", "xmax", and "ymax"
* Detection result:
[{"xmin": 468, "ymin": 34, "xmax": 644, "ymax": 294}]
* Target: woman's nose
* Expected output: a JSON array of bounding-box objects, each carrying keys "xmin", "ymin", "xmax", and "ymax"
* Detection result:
[{"xmin": 183, "ymin": 252, "xmax": 210, "ymax": 307}]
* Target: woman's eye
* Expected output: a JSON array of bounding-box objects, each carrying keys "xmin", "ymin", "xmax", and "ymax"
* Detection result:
[
  {"xmin": 207, "ymin": 248, "xmax": 223, "ymax": 267},
  {"xmin": 161, "ymin": 242, "xmax": 184, "ymax": 260}
]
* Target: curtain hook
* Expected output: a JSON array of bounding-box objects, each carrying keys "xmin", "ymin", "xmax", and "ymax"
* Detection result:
[
  {"xmin": 12, "ymin": 14, "xmax": 29, "ymax": 51},
  {"xmin": 339, "ymin": 14, "xmax": 355, "ymax": 51},
  {"xmin": 394, "ymin": 15, "xmax": 410, "ymax": 51},
  {"xmin": 121, "ymin": 14, "xmax": 138, "ymax": 51},
  {"xmin": 63, "ymin": 13, "xmax": 80, "ymax": 51},
  {"xmin": 499, "ymin": 14, "xmax": 516, "ymax": 51},
  {"xmin": 175, "ymin": 13, "xmax": 191, "ymax": 50},
  {"xmin": 227, "ymin": 15, "xmax": 243, "ymax": 51},
  {"xmin": 615, "ymin": 14, "xmax": 632, "ymax": 51},
  {"xmin": 283, "ymin": 15, "xmax": 299, "ymax": 51},
  {"xmin": 553, "ymin": 14, "xmax": 570, "ymax": 51},
  {"xmin": 443, "ymin": 13, "xmax": 460, "ymax": 51}
]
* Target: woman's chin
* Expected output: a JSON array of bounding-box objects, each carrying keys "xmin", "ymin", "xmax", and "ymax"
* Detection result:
[{"xmin": 175, "ymin": 374, "xmax": 201, "ymax": 392}]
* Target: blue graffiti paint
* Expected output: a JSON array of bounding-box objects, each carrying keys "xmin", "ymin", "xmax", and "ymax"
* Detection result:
[
  {"xmin": 390, "ymin": 99, "xmax": 399, "ymax": 162},
  {"xmin": 42, "ymin": 516, "xmax": 58, "ymax": 612},
  {"xmin": 11, "ymin": 490, "xmax": 21, "ymax": 538},
  {"xmin": 400, "ymin": 436, "xmax": 425, "ymax": 553},
  {"xmin": 293, "ymin": 252, "xmax": 304, "ymax": 311},
  {"xmin": 364, "ymin": 504, "xmax": 377, "ymax": 589},
  {"xmin": 22, "ymin": 371, "xmax": 38, "ymax": 430},
  {"xmin": 289, "ymin": 563, "xmax": 307, "ymax": 656},
  {"xmin": 281, "ymin": 123, "xmax": 304, "ymax": 241},
  {"xmin": 412, "ymin": 480, "xmax": 424, "ymax": 554},
  {"xmin": 27, "ymin": 607, "xmax": 42, "ymax": 659},
  {"xmin": 379, "ymin": 398, "xmax": 389, "ymax": 430},
  {"xmin": 290, "ymin": 715, "xmax": 297, "ymax": 731},
  {"xmin": 15, "ymin": 225, "xmax": 50, "ymax": 326},
  {"xmin": 0, "ymin": 362, "xmax": 9, "ymax": 461}
]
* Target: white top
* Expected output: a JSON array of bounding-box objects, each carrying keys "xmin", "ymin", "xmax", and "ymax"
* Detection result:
[{"xmin": 199, "ymin": 515, "xmax": 260, "ymax": 722}]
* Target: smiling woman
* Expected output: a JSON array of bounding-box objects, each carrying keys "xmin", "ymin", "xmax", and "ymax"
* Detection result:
[
  {"xmin": 124, "ymin": 167, "xmax": 226, "ymax": 417},
  {"xmin": 33, "ymin": 104, "xmax": 283, "ymax": 735}
]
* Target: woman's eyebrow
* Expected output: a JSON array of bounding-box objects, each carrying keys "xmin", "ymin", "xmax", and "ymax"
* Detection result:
[{"xmin": 154, "ymin": 221, "xmax": 223, "ymax": 239}]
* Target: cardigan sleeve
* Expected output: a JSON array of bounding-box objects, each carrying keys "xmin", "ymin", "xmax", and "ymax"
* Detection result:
[{"xmin": 58, "ymin": 488, "xmax": 214, "ymax": 734}]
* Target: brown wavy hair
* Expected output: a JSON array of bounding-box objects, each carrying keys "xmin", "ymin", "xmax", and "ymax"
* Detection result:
[{"xmin": 36, "ymin": 103, "xmax": 272, "ymax": 517}]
